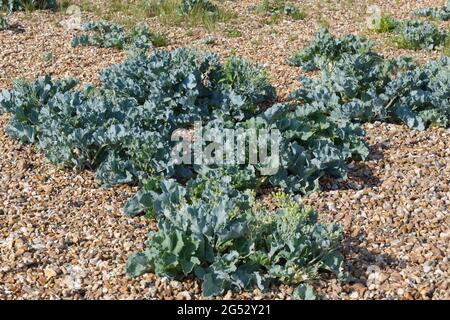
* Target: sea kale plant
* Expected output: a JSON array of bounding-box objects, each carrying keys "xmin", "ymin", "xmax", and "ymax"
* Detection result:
[
  {"xmin": 0, "ymin": 0, "xmax": 57, "ymax": 11},
  {"xmin": 72, "ymin": 21, "xmax": 168, "ymax": 51},
  {"xmin": 287, "ymin": 29, "xmax": 373, "ymax": 71},
  {"xmin": 0, "ymin": 76, "xmax": 79, "ymax": 143},
  {"xmin": 382, "ymin": 57, "xmax": 450, "ymax": 129},
  {"xmin": 72, "ymin": 20, "xmax": 126, "ymax": 49},
  {"xmin": 179, "ymin": 0, "xmax": 218, "ymax": 14},
  {"xmin": 411, "ymin": 1, "xmax": 450, "ymax": 21},
  {"xmin": 244, "ymin": 103, "xmax": 369, "ymax": 193},
  {"xmin": 126, "ymin": 177, "xmax": 344, "ymax": 297},
  {"xmin": 289, "ymin": 29, "xmax": 450, "ymax": 130},
  {"xmin": 0, "ymin": 14, "xmax": 7, "ymax": 29},
  {"xmin": 212, "ymin": 55, "xmax": 277, "ymax": 113},
  {"xmin": 250, "ymin": 0, "xmax": 307, "ymax": 20},
  {"xmin": 203, "ymin": 103, "xmax": 368, "ymax": 194},
  {"xmin": 365, "ymin": 15, "xmax": 449, "ymax": 50},
  {"xmin": 0, "ymin": 0, "xmax": 58, "ymax": 29},
  {"xmin": 0, "ymin": 47, "xmax": 371, "ymax": 297}
]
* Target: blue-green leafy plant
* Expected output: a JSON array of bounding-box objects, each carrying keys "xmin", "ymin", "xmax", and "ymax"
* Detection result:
[
  {"xmin": 0, "ymin": 48, "xmax": 370, "ymax": 297},
  {"xmin": 183, "ymin": 104, "xmax": 368, "ymax": 196},
  {"xmin": 250, "ymin": 0, "xmax": 306, "ymax": 20},
  {"xmin": 0, "ymin": 76, "xmax": 79, "ymax": 143},
  {"xmin": 289, "ymin": 29, "xmax": 450, "ymax": 130},
  {"xmin": 0, "ymin": 14, "xmax": 8, "ymax": 30},
  {"xmin": 382, "ymin": 57, "xmax": 450, "ymax": 129},
  {"xmin": 72, "ymin": 21, "xmax": 126, "ymax": 49},
  {"xmin": 245, "ymin": 103, "xmax": 369, "ymax": 193},
  {"xmin": 371, "ymin": 15, "xmax": 399, "ymax": 34},
  {"xmin": 212, "ymin": 55, "xmax": 277, "ymax": 110},
  {"xmin": 365, "ymin": 15, "xmax": 449, "ymax": 50}
]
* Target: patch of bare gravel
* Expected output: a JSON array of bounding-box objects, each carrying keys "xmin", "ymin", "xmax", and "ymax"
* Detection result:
[{"xmin": 0, "ymin": 0, "xmax": 449, "ymax": 300}]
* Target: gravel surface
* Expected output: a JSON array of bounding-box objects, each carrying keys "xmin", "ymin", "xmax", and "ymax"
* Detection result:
[
  {"xmin": 308, "ymin": 123, "xmax": 449, "ymax": 300},
  {"xmin": 0, "ymin": 0, "xmax": 449, "ymax": 300}
]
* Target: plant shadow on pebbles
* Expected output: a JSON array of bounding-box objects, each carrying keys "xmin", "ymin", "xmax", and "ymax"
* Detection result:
[{"xmin": 341, "ymin": 234, "xmax": 400, "ymax": 280}]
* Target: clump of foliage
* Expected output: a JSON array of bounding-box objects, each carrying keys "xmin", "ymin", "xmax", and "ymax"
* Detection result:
[
  {"xmin": 72, "ymin": 20, "xmax": 126, "ymax": 49},
  {"xmin": 392, "ymin": 20, "xmax": 449, "ymax": 50},
  {"xmin": 0, "ymin": 0, "xmax": 59, "ymax": 28},
  {"xmin": 287, "ymin": 28, "xmax": 373, "ymax": 71},
  {"xmin": 289, "ymin": 29, "xmax": 450, "ymax": 130},
  {"xmin": 0, "ymin": 14, "xmax": 8, "ymax": 30},
  {"xmin": 72, "ymin": 20, "xmax": 168, "ymax": 51},
  {"xmin": 179, "ymin": 0, "xmax": 217, "ymax": 14},
  {"xmin": 0, "ymin": 76, "xmax": 79, "ymax": 143},
  {"xmin": 411, "ymin": 1, "xmax": 450, "ymax": 21},
  {"xmin": 215, "ymin": 55, "xmax": 276, "ymax": 107},
  {"xmin": 0, "ymin": 0, "xmax": 57, "ymax": 11},
  {"xmin": 142, "ymin": 0, "xmax": 234, "ymax": 29},
  {"xmin": 370, "ymin": 15, "xmax": 399, "ymax": 33},
  {"xmin": 251, "ymin": 0, "xmax": 307, "ymax": 21},
  {"xmin": 126, "ymin": 178, "xmax": 344, "ymax": 297},
  {"xmin": 0, "ymin": 49, "xmax": 277, "ymax": 187},
  {"xmin": 189, "ymin": 103, "xmax": 367, "ymax": 196},
  {"xmin": 0, "ymin": 48, "xmax": 371, "ymax": 297},
  {"xmin": 226, "ymin": 29, "xmax": 242, "ymax": 38},
  {"xmin": 365, "ymin": 15, "xmax": 448, "ymax": 51}
]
